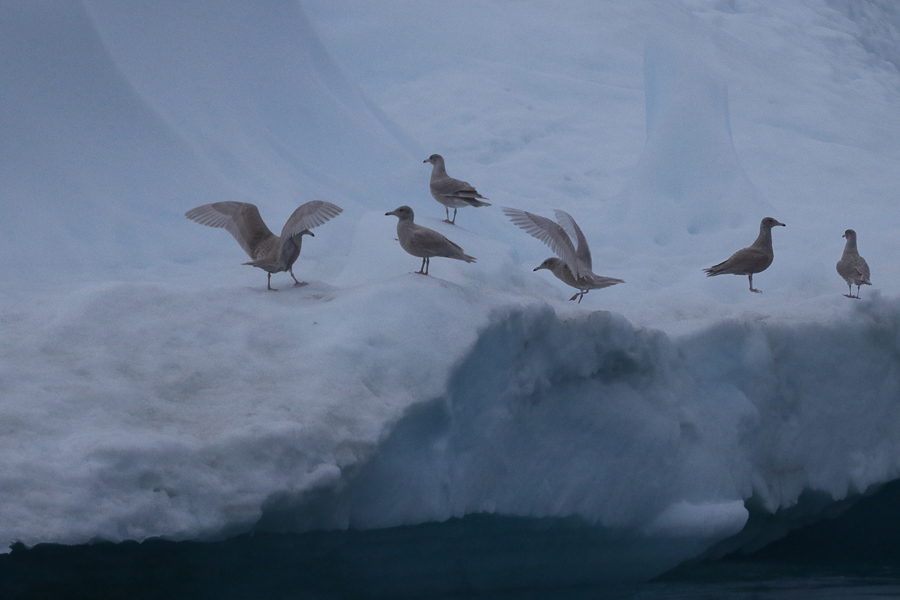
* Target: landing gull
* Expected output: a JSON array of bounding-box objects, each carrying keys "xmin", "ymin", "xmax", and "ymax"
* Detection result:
[
  {"xmin": 385, "ymin": 205, "xmax": 476, "ymax": 275},
  {"xmin": 503, "ymin": 207, "xmax": 624, "ymax": 303},
  {"xmin": 836, "ymin": 228, "xmax": 871, "ymax": 299},
  {"xmin": 185, "ymin": 200, "xmax": 343, "ymax": 290},
  {"xmin": 704, "ymin": 217, "xmax": 785, "ymax": 293},
  {"xmin": 424, "ymin": 154, "xmax": 490, "ymax": 225}
]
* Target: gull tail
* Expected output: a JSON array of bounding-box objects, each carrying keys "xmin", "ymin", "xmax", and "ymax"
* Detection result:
[
  {"xmin": 703, "ymin": 263, "xmax": 726, "ymax": 277},
  {"xmin": 464, "ymin": 199, "xmax": 491, "ymax": 208},
  {"xmin": 243, "ymin": 259, "xmax": 279, "ymax": 271}
]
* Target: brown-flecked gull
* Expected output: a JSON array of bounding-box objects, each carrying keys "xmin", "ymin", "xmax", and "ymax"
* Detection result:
[
  {"xmin": 185, "ymin": 200, "xmax": 342, "ymax": 290},
  {"xmin": 424, "ymin": 154, "xmax": 490, "ymax": 224},
  {"xmin": 385, "ymin": 205, "xmax": 476, "ymax": 275},
  {"xmin": 502, "ymin": 207, "xmax": 624, "ymax": 303},
  {"xmin": 704, "ymin": 217, "xmax": 785, "ymax": 293},
  {"xmin": 836, "ymin": 228, "xmax": 871, "ymax": 299}
]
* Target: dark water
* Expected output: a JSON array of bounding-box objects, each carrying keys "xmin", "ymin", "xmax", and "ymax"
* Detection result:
[
  {"xmin": 3, "ymin": 481, "xmax": 899, "ymax": 600},
  {"xmin": 2, "ymin": 542, "xmax": 899, "ymax": 600}
]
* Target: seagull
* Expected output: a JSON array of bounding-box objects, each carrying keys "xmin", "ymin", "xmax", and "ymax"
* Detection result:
[
  {"xmin": 385, "ymin": 205, "xmax": 476, "ymax": 275},
  {"xmin": 185, "ymin": 200, "xmax": 342, "ymax": 290},
  {"xmin": 424, "ymin": 154, "xmax": 490, "ymax": 224},
  {"xmin": 836, "ymin": 228, "xmax": 871, "ymax": 299},
  {"xmin": 503, "ymin": 207, "xmax": 624, "ymax": 303},
  {"xmin": 704, "ymin": 217, "xmax": 785, "ymax": 293}
]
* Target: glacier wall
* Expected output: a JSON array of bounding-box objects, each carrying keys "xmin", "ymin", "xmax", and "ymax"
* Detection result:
[
  {"xmin": 5, "ymin": 281, "xmax": 900, "ymax": 572},
  {"xmin": 257, "ymin": 298, "xmax": 900, "ymax": 562}
]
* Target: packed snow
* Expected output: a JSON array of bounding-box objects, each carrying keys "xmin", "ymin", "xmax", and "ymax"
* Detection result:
[{"xmin": 2, "ymin": 0, "xmax": 900, "ymax": 579}]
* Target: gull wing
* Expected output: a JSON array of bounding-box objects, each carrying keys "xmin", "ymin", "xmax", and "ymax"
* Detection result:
[
  {"xmin": 407, "ymin": 225, "xmax": 465, "ymax": 258},
  {"xmin": 708, "ymin": 246, "xmax": 771, "ymax": 276},
  {"xmin": 855, "ymin": 257, "xmax": 871, "ymax": 282},
  {"xmin": 432, "ymin": 175, "xmax": 489, "ymax": 204},
  {"xmin": 502, "ymin": 207, "xmax": 582, "ymax": 279},
  {"xmin": 185, "ymin": 201, "xmax": 274, "ymax": 258},
  {"xmin": 553, "ymin": 209, "xmax": 592, "ymax": 272},
  {"xmin": 281, "ymin": 200, "xmax": 343, "ymax": 239}
]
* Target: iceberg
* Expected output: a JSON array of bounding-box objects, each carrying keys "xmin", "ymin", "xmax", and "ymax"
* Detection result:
[{"xmin": 3, "ymin": 1, "xmax": 900, "ymax": 593}]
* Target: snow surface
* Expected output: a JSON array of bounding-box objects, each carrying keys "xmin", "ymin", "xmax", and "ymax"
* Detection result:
[{"xmin": 3, "ymin": 0, "xmax": 900, "ymax": 578}]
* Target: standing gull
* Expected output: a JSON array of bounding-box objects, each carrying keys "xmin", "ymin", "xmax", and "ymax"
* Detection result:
[
  {"xmin": 503, "ymin": 207, "xmax": 624, "ymax": 303},
  {"xmin": 185, "ymin": 200, "xmax": 342, "ymax": 290},
  {"xmin": 836, "ymin": 229, "xmax": 871, "ymax": 299},
  {"xmin": 385, "ymin": 205, "xmax": 476, "ymax": 275},
  {"xmin": 424, "ymin": 154, "xmax": 490, "ymax": 224},
  {"xmin": 704, "ymin": 217, "xmax": 785, "ymax": 293}
]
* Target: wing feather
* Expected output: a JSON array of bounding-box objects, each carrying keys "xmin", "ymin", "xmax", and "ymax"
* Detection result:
[
  {"xmin": 408, "ymin": 226, "xmax": 463, "ymax": 257},
  {"xmin": 433, "ymin": 176, "xmax": 486, "ymax": 198},
  {"xmin": 185, "ymin": 201, "xmax": 274, "ymax": 258},
  {"xmin": 553, "ymin": 209, "xmax": 592, "ymax": 272},
  {"xmin": 856, "ymin": 258, "xmax": 871, "ymax": 282},
  {"xmin": 502, "ymin": 207, "xmax": 582, "ymax": 279},
  {"xmin": 281, "ymin": 200, "xmax": 343, "ymax": 239}
]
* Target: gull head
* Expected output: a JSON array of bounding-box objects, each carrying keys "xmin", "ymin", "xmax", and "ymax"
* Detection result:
[
  {"xmin": 386, "ymin": 205, "xmax": 415, "ymax": 221},
  {"xmin": 534, "ymin": 257, "xmax": 562, "ymax": 272}
]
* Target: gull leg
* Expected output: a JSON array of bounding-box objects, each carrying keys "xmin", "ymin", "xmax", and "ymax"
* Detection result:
[
  {"xmin": 424, "ymin": 257, "xmax": 430, "ymax": 275},
  {"xmin": 290, "ymin": 267, "xmax": 308, "ymax": 287},
  {"xmin": 749, "ymin": 274, "xmax": 762, "ymax": 293},
  {"xmin": 444, "ymin": 206, "xmax": 452, "ymax": 223},
  {"xmin": 415, "ymin": 257, "xmax": 427, "ymax": 275},
  {"xmin": 450, "ymin": 207, "xmax": 457, "ymax": 225},
  {"xmin": 267, "ymin": 273, "xmax": 277, "ymax": 291}
]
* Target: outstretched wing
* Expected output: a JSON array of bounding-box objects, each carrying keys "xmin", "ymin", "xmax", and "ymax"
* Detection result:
[
  {"xmin": 553, "ymin": 209, "xmax": 592, "ymax": 272},
  {"xmin": 502, "ymin": 207, "xmax": 582, "ymax": 279},
  {"xmin": 185, "ymin": 201, "xmax": 274, "ymax": 258},
  {"xmin": 281, "ymin": 200, "xmax": 344, "ymax": 239}
]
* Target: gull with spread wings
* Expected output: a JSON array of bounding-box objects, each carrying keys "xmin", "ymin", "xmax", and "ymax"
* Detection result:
[
  {"xmin": 185, "ymin": 200, "xmax": 343, "ymax": 290},
  {"xmin": 503, "ymin": 207, "xmax": 624, "ymax": 303}
]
